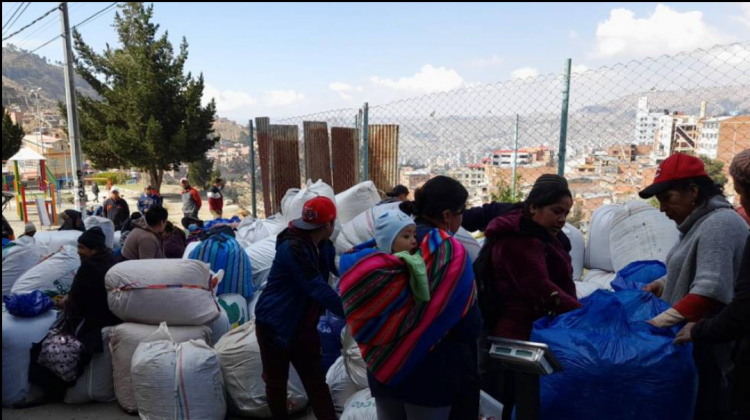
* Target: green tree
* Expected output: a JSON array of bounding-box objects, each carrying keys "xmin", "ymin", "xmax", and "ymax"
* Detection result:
[
  {"xmin": 699, "ymin": 155, "xmax": 728, "ymax": 186},
  {"xmin": 2, "ymin": 107, "xmax": 24, "ymax": 161},
  {"xmin": 491, "ymin": 175, "xmax": 525, "ymax": 203},
  {"xmin": 69, "ymin": 2, "xmax": 218, "ymax": 190},
  {"xmin": 188, "ymin": 156, "xmax": 215, "ymax": 190}
]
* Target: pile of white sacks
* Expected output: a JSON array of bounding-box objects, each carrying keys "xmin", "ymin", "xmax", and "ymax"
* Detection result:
[
  {"xmin": 330, "ymin": 328, "xmax": 504, "ymax": 419},
  {"xmin": 2, "ymin": 217, "xmax": 114, "ymax": 407},
  {"xmin": 574, "ymin": 201, "xmax": 680, "ymax": 298}
]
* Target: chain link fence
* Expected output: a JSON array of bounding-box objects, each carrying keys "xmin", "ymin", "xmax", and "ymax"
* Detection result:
[{"xmin": 240, "ymin": 41, "xmax": 749, "ymax": 227}]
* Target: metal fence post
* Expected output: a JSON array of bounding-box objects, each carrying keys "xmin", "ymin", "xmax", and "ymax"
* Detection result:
[
  {"xmin": 558, "ymin": 59, "xmax": 572, "ymax": 177},
  {"xmin": 361, "ymin": 102, "xmax": 370, "ymax": 183},
  {"xmin": 512, "ymin": 114, "xmax": 520, "ymax": 200},
  {"xmin": 248, "ymin": 119, "xmax": 257, "ymax": 218}
]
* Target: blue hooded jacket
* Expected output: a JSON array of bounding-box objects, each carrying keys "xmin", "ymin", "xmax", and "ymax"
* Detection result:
[{"xmin": 255, "ymin": 227, "xmax": 345, "ymax": 349}]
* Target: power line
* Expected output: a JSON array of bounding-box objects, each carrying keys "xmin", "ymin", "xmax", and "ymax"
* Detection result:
[
  {"xmin": 4, "ymin": 2, "xmax": 31, "ymax": 34},
  {"xmin": 2, "ymin": 2, "xmax": 23, "ymax": 32},
  {"xmin": 3, "ymin": 2, "xmax": 120, "ymax": 67},
  {"xmin": 13, "ymin": 2, "xmax": 83, "ymax": 51},
  {"xmin": 3, "ymin": 1, "xmax": 31, "ymax": 30},
  {"xmin": 3, "ymin": 4, "xmax": 60, "ymax": 42}
]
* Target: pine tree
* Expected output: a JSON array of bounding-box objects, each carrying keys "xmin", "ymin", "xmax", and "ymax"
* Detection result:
[
  {"xmin": 2, "ymin": 106, "xmax": 24, "ymax": 161},
  {"xmin": 69, "ymin": 3, "xmax": 218, "ymax": 190}
]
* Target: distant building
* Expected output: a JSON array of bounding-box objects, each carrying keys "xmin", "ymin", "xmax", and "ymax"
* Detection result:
[
  {"xmin": 490, "ymin": 146, "xmax": 552, "ymax": 168},
  {"xmin": 635, "ymin": 97, "xmax": 667, "ymax": 144}
]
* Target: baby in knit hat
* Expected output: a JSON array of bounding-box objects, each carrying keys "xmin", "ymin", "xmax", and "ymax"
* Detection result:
[{"xmin": 373, "ymin": 211, "xmax": 430, "ymax": 302}]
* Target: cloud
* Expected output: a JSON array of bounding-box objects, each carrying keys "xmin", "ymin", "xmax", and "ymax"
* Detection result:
[
  {"xmin": 594, "ymin": 5, "xmax": 730, "ymax": 58},
  {"xmin": 571, "ymin": 64, "xmax": 590, "ymax": 74},
  {"xmin": 568, "ymin": 30, "xmax": 578, "ymax": 40},
  {"xmin": 203, "ymin": 85, "xmax": 258, "ymax": 112},
  {"xmin": 370, "ymin": 64, "xmax": 466, "ymax": 93},
  {"xmin": 265, "ymin": 90, "xmax": 306, "ymax": 107},
  {"xmin": 733, "ymin": 3, "xmax": 750, "ymax": 27},
  {"xmin": 329, "ymin": 82, "xmax": 363, "ymax": 100},
  {"xmin": 510, "ymin": 67, "xmax": 539, "ymax": 80},
  {"xmin": 468, "ymin": 54, "xmax": 505, "ymax": 68}
]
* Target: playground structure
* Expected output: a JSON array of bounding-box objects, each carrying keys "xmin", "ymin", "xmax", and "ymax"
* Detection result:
[{"xmin": 5, "ymin": 148, "xmax": 60, "ymax": 227}]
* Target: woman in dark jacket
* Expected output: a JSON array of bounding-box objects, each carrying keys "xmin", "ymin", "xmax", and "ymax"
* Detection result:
[
  {"xmin": 675, "ymin": 149, "xmax": 750, "ymax": 417},
  {"xmin": 481, "ymin": 174, "xmax": 582, "ymax": 420},
  {"xmin": 364, "ymin": 176, "xmax": 482, "ymax": 420},
  {"xmin": 31, "ymin": 228, "xmax": 121, "ymax": 399}
]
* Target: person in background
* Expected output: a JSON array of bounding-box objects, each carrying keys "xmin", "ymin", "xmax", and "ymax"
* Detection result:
[
  {"xmin": 163, "ymin": 221, "xmax": 187, "ymax": 259},
  {"xmin": 32, "ymin": 227, "xmax": 121, "ymax": 399},
  {"xmin": 182, "ymin": 216, "xmax": 204, "ymax": 245},
  {"xmin": 118, "ymin": 212, "xmax": 143, "ymax": 249},
  {"xmin": 396, "ymin": 176, "xmax": 483, "ymax": 420},
  {"xmin": 207, "ymin": 178, "xmax": 224, "ymax": 219},
  {"xmin": 102, "ymin": 187, "xmax": 130, "ymax": 231},
  {"xmin": 58, "ymin": 209, "xmax": 85, "ymax": 232},
  {"xmin": 479, "ymin": 175, "xmax": 581, "ymax": 420},
  {"xmin": 640, "ymin": 154, "xmax": 748, "ymax": 420},
  {"xmin": 120, "ymin": 205, "xmax": 168, "ymax": 261},
  {"xmin": 91, "ymin": 183, "xmax": 100, "ymax": 203},
  {"xmin": 21, "ymin": 222, "xmax": 37, "ymax": 238},
  {"xmin": 137, "ymin": 185, "xmax": 163, "ymax": 214},
  {"xmin": 674, "ymin": 149, "xmax": 750, "ymax": 418},
  {"xmin": 255, "ymin": 197, "xmax": 343, "ymax": 420},
  {"xmin": 181, "ymin": 178, "xmax": 202, "ymax": 219},
  {"xmin": 380, "ymin": 185, "xmax": 410, "ymax": 205}
]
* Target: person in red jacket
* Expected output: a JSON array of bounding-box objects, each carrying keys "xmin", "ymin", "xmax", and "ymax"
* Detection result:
[
  {"xmin": 480, "ymin": 174, "xmax": 581, "ymax": 420},
  {"xmin": 207, "ymin": 178, "xmax": 224, "ymax": 220},
  {"xmin": 180, "ymin": 178, "xmax": 202, "ymax": 219}
]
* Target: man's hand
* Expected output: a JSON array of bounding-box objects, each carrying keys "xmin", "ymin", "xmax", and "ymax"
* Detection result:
[
  {"xmin": 643, "ymin": 280, "xmax": 665, "ymax": 298},
  {"xmin": 674, "ymin": 323, "xmax": 695, "ymax": 345}
]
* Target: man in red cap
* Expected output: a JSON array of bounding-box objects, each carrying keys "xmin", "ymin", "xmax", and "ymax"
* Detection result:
[{"xmin": 255, "ymin": 196, "xmax": 343, "ymax": 420}]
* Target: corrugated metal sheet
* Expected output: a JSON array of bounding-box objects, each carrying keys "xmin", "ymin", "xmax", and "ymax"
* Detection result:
[
  {"xmin": 269, "ymin": 124, "xmax": 301, "ymax": 214},
  {"xmin": 368, "ymin": 125, "xmax": 400, "ymax": 194},
  {"xmin": 255, "ymin": 117, "xmax": 272, "ymax": 216},
  {"xmin": 331, "ymin": 127, "xmax": 359, "ymax": 194},
  {"xmin": 303, "ymin": 121, "xmax": 332, "ymax": 185}
]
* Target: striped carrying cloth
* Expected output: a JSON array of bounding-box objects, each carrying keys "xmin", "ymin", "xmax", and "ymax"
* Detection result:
[
  {"xmin": 340, "ymin": 228, "xmax": 477, "ymax": 386},
  {"xmin": 189, "ymin": 233, "xmax": 254, "ymax": 299}
]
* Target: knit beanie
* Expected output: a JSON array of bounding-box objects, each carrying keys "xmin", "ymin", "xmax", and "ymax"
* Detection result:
[
  {"xmin": 78, "ymin": 227, "xmax": 106, "ymax": 250},
  {"xmin": 374, "ymin": 211, "xmax": 416, "ymax": 253},
  {"xmin": 730, "ymin": 148, "xmax": 750, "ymax": 186}
]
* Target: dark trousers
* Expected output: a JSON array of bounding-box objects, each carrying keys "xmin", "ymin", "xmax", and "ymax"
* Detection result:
[
  {"xmin": 694, "ymin": 341, "xmax": 734, "ymax": 420},
  {"xmin": 256, "ymin": 323, "xmax": 337, "ymax": 420}
]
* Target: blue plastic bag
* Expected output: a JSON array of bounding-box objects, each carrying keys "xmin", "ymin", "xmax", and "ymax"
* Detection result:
[
  {"xmin": 611, "ymin": 260, "xmax": 667, "ymax": 292},
  {"xmin": 531, "ymin": 290, "xmax": 698, "ymax": 420},
  {"xmin": 318, "ymin": 311, "xmax": 347, "ymax": 373},
  {"xmin": 3, "ymin": 291, "xmax": 54, "ymax": 318}
]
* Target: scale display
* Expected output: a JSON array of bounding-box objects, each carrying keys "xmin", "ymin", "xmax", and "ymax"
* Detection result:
[{"xmin": 488, "ymin": 337, "xmax": 563, "ymax": 376}]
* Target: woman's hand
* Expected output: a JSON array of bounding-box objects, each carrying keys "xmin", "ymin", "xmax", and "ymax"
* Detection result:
[
  {"xmin": 54, "ymin": 297, "xmax": 66, "ymax": 310},
  {"xmin": 674, "ymin": 323, "xmax": 695, "ymax": 345},
  {"xmin": 643, "ymin": 280, "xmax": 665, "ymax": 298}
]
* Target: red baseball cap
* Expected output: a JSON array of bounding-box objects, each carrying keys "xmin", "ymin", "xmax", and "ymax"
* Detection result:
[
  {"xmin": 639, "ymin": 154, "xmax": 709, "ymax": 199},
  {"xmin": 292, "ymin": 196, "xmax": 337, "ymax": 230}
]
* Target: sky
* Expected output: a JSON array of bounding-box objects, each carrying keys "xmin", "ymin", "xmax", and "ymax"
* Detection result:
[{"xmin": 2, "ymin": 2, "xmax": 749, "ymax": 122}]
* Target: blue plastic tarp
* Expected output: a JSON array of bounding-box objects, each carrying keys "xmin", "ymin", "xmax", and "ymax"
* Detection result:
[
  {"xmin": 531, "ymin": 290, "xmax": 698, "ymax": 420},
  {"xmin": 611, "ymin": 260, "xmax": 667, "ymax": 292}
]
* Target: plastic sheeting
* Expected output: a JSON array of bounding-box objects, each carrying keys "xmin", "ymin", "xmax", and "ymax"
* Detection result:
[
  {"xmin": 563, "ymin": 223, "xmax": 585, "ymax": 282},
  {"xmin": 326, "ymin": 357, "xmax": 360, "ymax": 415},
  {"xmin": 340, "ymin": 389, "xmax": 377, "ymax": 420},
  {"xmin": 2, "ymin": 239, "xmax": 43, "ymax": 295},
  {"xmin": 342, "ymin": 328, "xmax": 369, "ymax": 390},
  {"xmin": 2, "ymin": 291, "xmax": 53, "ymax": 318},
  {"xmin": 532, "ymin": 290, "xmax": 698, "ymax": 420},
  {"xmin": 2, "ymin": 308, "xmax": 58, "ymax": 407},
  {"xmin": 612, "ymin": 260, "xmax": 667, "ymax": 292},
  {"xmin": 335, "ymin": 181, "xmax": 382, "ymax": 225},
  {"xmin": 64, "ymin": 327, "xmax": 115, "ymax": 404},
  {"xmin": 83, "ymin": 216, "xmax": 115, "ymax": 250}
]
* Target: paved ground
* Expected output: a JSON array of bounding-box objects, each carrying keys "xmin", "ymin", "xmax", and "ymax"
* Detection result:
[{"xmin": 2, "ymin": 403, "xmax": 317, "ymax": 420}]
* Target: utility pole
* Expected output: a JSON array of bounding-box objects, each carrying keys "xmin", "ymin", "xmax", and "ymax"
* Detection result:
[{"xmin": 60, "ymin": 2, "xmax": 86, "ymax": 213}]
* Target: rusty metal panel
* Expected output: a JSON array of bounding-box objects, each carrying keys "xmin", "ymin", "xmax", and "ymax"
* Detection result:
[
  {"xmin": 269, "ymin": 124, "xmax": 301, "ymax": 214},
  {"xmin": 331, "ymin": 127, "xmax": 359, "ymax": 194},
  {"xmin": 368, "ymin": 125, "xmax": 400, "ymax": 194},
  {"xmin": 255, "ymin": 117, "xmax": 272, "ymax": 216},
  {"xmin": 303, "ymin": 121, "xmax": 332, "ymax": 185}
]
